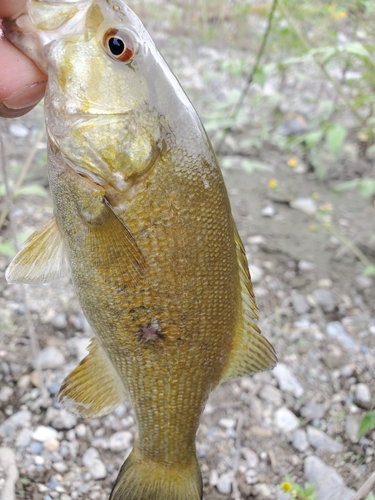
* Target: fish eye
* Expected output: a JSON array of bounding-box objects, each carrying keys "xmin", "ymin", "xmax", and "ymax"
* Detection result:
[{"xmin": 103, "ymin": 28, "xmax": 136, "ymax": 63}]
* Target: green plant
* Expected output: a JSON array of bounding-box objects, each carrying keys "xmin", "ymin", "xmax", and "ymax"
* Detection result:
[
  {"xmin": 281, "ymin": 476, "xmax": 317, "ymax": 499},
  {"xmin": 358, "ymin": 411, "xmax": 375, "ymax": 438}
]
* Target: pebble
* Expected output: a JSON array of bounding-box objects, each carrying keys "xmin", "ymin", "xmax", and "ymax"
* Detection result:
[
  {"xmin": 82, "ymin": 448, "xmax": 107, "ymax": 480},
  {"xmin": 216, "ymin": 472, "xmax": 232, "ymax": 495},
  {"xmin": 354, "ymin": 274, "xmax": 373, "ymax": 290},
  {"xmin": 304, "ymin": 456, "xmax": 353, "ymax": 500},
  {"xmin": 51, "ymin": 409, "xmax": 78, "ymax": 430},
  {"xmin": 15, "ymin": 428, "xmax": 32, "ymax": 448},
  {"xmin": 108, "ymin": 431, "xmax": 133, "ymax": 452},
  {"xmin": 326, "ymin": 321, "xmax": 360, "ymax": 351},
  {"xmin": 261, "ymin": 204, "xmax": 276, "ymax": 218},
  {"xmin": 9, "ymin": 122, "xmax": 29, "ymax": 138},
  {"xmin": 354, "ymin": 383, "xmax": 372, "ymax": 409},
  {"xmin": 292, "ymin": 429, "xmax": 309, "ymax": 452},
  {"xmin": 312, "ymin": 288, "xmax": 335, "ymax": 312},
  {"xmin": 51, "ymin": 313, "xmax": 68, "ymax": 330},
  {"xmin": 242, "ymin": 448, "xmax": 259, "ymax": 468},
  {"xmin": 218, "ymin": 418, "xmax": 236, "ymax": 430},
  {"xmin": 75, "ymin": 424, "xmax": 87, "ymax": 439},
  {"xmin": 70, "ymin": 338, "xmax": 91, "ymax": 362},
  {"xmin": 44, "ymin": 439, "xmax": 60, "ymax": 452},
  {"xmin": 0, "ymin": 386, "xmax": 13, "ymax": 403},
  {"xmin": 306, "ymin": 427, "xmax": 344, "ymax": 453},
  {"xmin": 53, "ymin": 462, "xmax": 68, "ymax": 474},
  {"xmin": 38, "ymin": 347, "xmax": 66, "ymax": 370},
  {"xmin": 209, "ymin": 469, "xmax": 219, "ymax": 487},
  {"xmin": 259, "ymin": 384, "xmax": 283, "ymax": 406},
  {"xmin": 345, "ymin": 414, "xmax": 360, "ymax": 443},
  {"xmin": 274, "ymin": 407, "xmax": 299, "ymax": 433},
  {"xmin": 290, "ymin": 292, "xmax": 310, "ymax": 315},
  {"xmin": 298, "ymin": 260, "xmax": 315, "ymax": 271},
  {"xmin": 248, "ymin": 265, "xmax": 263, "ymax": 284},
  {"xmin": 0, "ymin": 410, "xmax": 32, "ymax": 438},
  {"xmin": 32, "ymin": 426, "xmax": 58, "ymax": 442},
  {"xmin": 290, "ymin": 197, "xmax": 317, "ymax": 216},
  {"xmin": 300, "ymin": 403, "xmax": 325, "ymax": 419},
  {"xmin": 272, "ymin": 363, "xmax": 304, "ymax": 398},
  {"xmin": 0, "ymin": 447, "xmax": 19, "ymax": 500},
  {"xmin": 30, "ymin": 441, "xmax": 44, "ymax": 455}
]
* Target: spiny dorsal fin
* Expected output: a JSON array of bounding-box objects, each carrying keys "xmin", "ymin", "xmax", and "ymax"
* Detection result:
[
  {"xmin": 220, "ymin": 223, "xmax": 277, "ymax": 383},
  {"xmin": 58, "ymin": 337, "xmax": 127, "ymax": 418},
  {"xmin": 86, "ymin": 200, "xmax": 146, "ymax": 288},
  {"xmin": 5, "ymin": 216, "xmax": 69, "ymax": 284}
]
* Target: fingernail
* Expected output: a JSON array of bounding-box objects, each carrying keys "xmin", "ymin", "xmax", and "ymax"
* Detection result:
[{"xmin": 3, "ymin": 80, "xmax": 47, "ymax": 110}]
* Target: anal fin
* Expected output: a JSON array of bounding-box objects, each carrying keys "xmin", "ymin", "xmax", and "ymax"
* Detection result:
[
  {"xmin": 5, "ymin": 215, "xmax": 69, "ymax": 284},
  {"xmin": 220, "ymin": 223, "xmax": 277, "ymax": 383},
  {"xmin": 58, "ymin": 337, "xmax": 126, "ymax": 418}
]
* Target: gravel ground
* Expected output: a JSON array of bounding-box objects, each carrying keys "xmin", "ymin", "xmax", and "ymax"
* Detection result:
[{"xmin": 0, "ymin": 3, "xmax": 374, "ymax": 499}]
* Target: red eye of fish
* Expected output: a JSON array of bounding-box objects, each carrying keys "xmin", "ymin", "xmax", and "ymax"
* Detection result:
[{"xmin": 104, "ymin": 29, "xmax": 136, "ymax": 62}]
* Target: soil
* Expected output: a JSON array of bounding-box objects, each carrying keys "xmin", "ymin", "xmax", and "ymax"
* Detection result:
[{"xmin": 0, "ymin": 4, "xmax": 374, "ymax": 500}]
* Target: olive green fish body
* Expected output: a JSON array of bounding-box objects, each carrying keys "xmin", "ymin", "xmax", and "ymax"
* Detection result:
[{"xmin": 5, "ymin": 1, "xmax": 277, "ymax": 498}]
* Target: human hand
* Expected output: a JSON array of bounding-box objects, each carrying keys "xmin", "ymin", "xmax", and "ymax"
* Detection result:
[{"xmin": 0, "ymin": 0, "xmax": 47, "ymax": 118}]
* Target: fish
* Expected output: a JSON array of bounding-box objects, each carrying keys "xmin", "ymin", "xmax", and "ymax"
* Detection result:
[{"xmin": 4, "ymin": 1, "xmax": 277, "ymax": 499}]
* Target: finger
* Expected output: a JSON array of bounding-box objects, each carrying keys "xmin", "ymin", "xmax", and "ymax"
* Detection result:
[
  {"xmin": 0, "ymin": 0, "xmax": 27, "ymax": 19},
  {"xmin": 0, "ymin": 36, "xmax": 47, "ymax": 118}
]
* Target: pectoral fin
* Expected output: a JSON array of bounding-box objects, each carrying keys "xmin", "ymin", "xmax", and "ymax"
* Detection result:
[
  {"xmin": 86, "ymin": 199, "xmax": 146, "ymax": 288},
  {"xmin": 5, "ymin": 216, "xmax": 69, "ymax": 284},
  {"xmin": 220, "ymin": 224, "xmax": 277, "ymax": 382},
  {"xmin": 58, "ymin": 337, "xmax": 126, "ymax": 418}
]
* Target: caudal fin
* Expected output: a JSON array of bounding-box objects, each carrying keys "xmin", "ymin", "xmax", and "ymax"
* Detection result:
[{"xmin": 110, "ymin": 446, "xmax": 202, "ymax": 500}]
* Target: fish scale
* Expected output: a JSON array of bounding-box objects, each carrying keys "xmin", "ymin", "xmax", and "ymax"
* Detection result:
[{"xmin": 4, "ymin": 1, "xmax": 277, "ymax": 498}]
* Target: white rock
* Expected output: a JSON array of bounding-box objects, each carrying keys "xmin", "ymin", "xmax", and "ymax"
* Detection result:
[
  {"xmin": 242, "ymin": 449, "xmax": 259, "ymax": 468},
  {"xmin": 0, "ymin": 386, "xmax": 13, "ymax": 403},
  {"xmin": 275, "ymin": 407, "xmax": 299, "ymax": 433},
  {"xmin": 0, "ymin": 410, "xmax": 32, "ymax": 437},
  {"xmin": 354, "ymin": 383, "xmax": 372, "ymax": 409},
  {"xmin": 38, "ymin": 346, "xmax": 66, "ymax": 370},
  {"xmin": 261, "ymin": 204, "xmax": 276, "ymax": 217},
  {"xmin": 272, "ymin": 363, "xmax": 304, "ymax": 398},
  {"xmin": 0, "ymin": 447, "xmax": 19, "ymax": 500},
  {"xmin": 209, "ymin": 469, "xmax": 218, "ymax": 487},
  {"xmin": 290, "ymin": 197, "xmax": 317, "ymax": 216},
  {"xmin": 218, "ymin": 418, "xmax": 236, "ymax": 430},
  {"xmin": 304, "ymin": 456, "xmax": 354, "ymax": 500},
  {"xmin": 109, "ymin": 431, "xmax": 133, "ymax": 452},
  {"xmin": 249, "ymin": 265, "xmax": 264, "ymax": 284},
  {"xmin": 292, "ymin": 429, "xmax": 309, "ymax": 452},
  {"xmin": 82, "ymin": 448, "xmax": 107, "ymax": 479},
  {"xmin": 9, "ymin": 123, "xmax": 29, "ymax": 138},
  {"xmin": 32, "ymin": 426, "xmax": 58, "ymax": 442},
  {"xmin": 307, "ymin": 427, "xmax": 343, "ymax": 453},
  {"xmin": 51, "ymin": 409, "xmax": 77, "ymax": 430},
  {"xmin": 216, "ymin": 472, "xmax": 232, "ymax": 495}
]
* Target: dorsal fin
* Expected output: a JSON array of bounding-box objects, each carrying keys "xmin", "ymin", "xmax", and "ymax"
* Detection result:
[{"xmin": 5, "ymin": 216, "xmax": 69, "ymax": 284}]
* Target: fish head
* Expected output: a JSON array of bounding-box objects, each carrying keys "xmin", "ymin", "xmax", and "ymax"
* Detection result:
[{"xmin": 4, "ymin": 0, "xmax": 188, "ymax": 194}]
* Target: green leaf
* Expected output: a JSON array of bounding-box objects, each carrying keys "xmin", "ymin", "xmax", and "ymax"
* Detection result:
[
  {"xmin": 303, "ymin": 130, "xmax": 324, "ymax": 149},
  {"xmin": 363, "ymin": 265, "xmax": 375, "ymax": 276},
  {"xmin": 343, "ymin": 42, "xmax": 371, "ymax": 58},
  {"xmin": 326, "ymin": 124, "xmax": 347, "ymax": 155},
  {"xmin": 365, "ymin": 492, "xmax": 375, "ymax": 500},
  {"xmin": 359, "ymin": 179, "xmax": 375, "ymax": 198},
  {"xmin": 253, "ymin": 67, "xmax": 266, "ymax": 88},
  {"xmin": 358, "ymin": 411, "xmax": 375, "ymax": 438},
  {"xmin": 333, "ymin": 179, "xmax": 360, "ymax": 193},
  {"xmin": 0, "ymin": 184, "xmax": 5, "ymax": 196},
  {"xmin": 241, "ymin": 159, "xmax": 272, "ymax": 173},
  {"xmin": 0, "ymin": 240, "xmax": 16, "ymax": 257},
  {"xmin": 16, "ymin": 184, "xmax": 48, "ymax": 197}
]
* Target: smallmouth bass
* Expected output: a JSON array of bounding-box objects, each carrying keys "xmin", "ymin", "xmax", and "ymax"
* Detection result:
[{"xmin": 4, "ymin": 2, "xmax": 277, "ymax": 499}]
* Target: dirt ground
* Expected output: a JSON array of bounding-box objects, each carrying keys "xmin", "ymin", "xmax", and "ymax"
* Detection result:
[{"xmin": 0, "ymin": 2, "xmax": 374, "ymax": 500}]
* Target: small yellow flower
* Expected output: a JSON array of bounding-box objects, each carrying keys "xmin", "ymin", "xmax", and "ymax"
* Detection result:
[
  {"xmin": 332, "ymin": 10, "xmax": 347, "ymax": 20},
  {"xmin": 287, "ymin": 158, "xmax": 298, "ymax": 168},
  {"xmin": 268, "ymin": 178, "xmax": 278, "ymax": 189},
  {"xmin": 312, "ymin": 192, "xmax": 320, "ymax": 199},
  {"xmin": 281, "ymin": 482, "xmax": 293, "ymax": 493},
  {"xmin": 319, "ymin": 203, "xmax": 333, "ymax": 212},
  {"xmin": 309, "ymin": 224, "xmax": 318, "ymax": 232}
]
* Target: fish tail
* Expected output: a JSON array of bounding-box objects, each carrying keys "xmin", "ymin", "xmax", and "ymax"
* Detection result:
[{"xmin": 110, "ymin": 446, "xmax": 202, "ymax": 500}]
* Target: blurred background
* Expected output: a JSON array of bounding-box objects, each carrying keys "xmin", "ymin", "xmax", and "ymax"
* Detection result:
[{"xmin": 0, "ymin": 1, "xmax": 374, "ymax": 499}]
